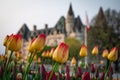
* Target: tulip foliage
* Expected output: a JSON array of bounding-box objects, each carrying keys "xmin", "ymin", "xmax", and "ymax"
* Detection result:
[{"xmin": 0, "ymin": 33, "xmax": 119, "ymax": 80}]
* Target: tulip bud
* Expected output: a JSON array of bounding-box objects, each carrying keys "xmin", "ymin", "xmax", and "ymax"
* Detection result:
[
  {"xmin": 52, "ymin": 42, "xmax": 69, "ymax": 63},
  {"xmin": 71, "ymin": 57, "xmax": 76, "ymax": 66},
  {"xmin": 41, "ymin": 64, "xmax": 47, "ymax": 79},
  {"xmin": 31, "ymin": 34, "xmax": 46, "ymax": 52},
  {"xmin": 3, "ymin": 35, "xmax": 9, "ymax": 47},
  {"xmin": 90, "ymin": 63, "xmax": 95, "ymax": 73},
  {"xmin": 100, "ymin": 72, "xmax": 105, "ymax": 80},
  {"xmin": 75, "ymin": 67, "xmax": 82, "ymax": 78},
  {"xmin": 37, "ymin": 57, "xmax": 41, "ymax": 64},
  {"xmin": 108, "ymin": 47, "xmax": 118, "ymax": 61},
  {"xmin": 92, "ymin": 46, "xmax": 98, "ymax": 55},
  {"xmin": 46, "ymin": 71, "xmax": 57, "ymax": 80},
  {"xmin": 102, "ymin": 49, "xmax": 108, "ymax": 59},
  {"xmin": 7, "ymin": 34, "xmax": 23, "ymax": 51},
  {"xmin": 49, "ymin": 48, "xmax": 55, "ymax": 58},
  {"xmin": 27, "ymin": 38, "xmax": 35, "ymax": 53},
  {"xmin": 79, "ymin": 44, "xmax": 88, "ymax": 57},
  {"xmin": 95, "ymin": 68, "xmax": 99, "ymax": 78},
  {"xmin": 65, "ymin": 65, "xmax": 70, "ymax": 80},
  {"xmin": 82, "ymin": 72, "xmax": 90, "ymax": 80}
]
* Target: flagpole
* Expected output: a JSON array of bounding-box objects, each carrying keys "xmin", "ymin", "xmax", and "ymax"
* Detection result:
[
  {"xmin": 85, "ymin": 11, "xmax": 88, "ymax": 65},
  {"xmin": 85, "ymin": 24, "xmax": 88, "ymax": 64}
]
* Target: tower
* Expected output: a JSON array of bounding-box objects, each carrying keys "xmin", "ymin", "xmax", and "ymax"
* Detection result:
[{"xmin": 66, "ymin": 3, "xmax": 75, "ymax": 36}]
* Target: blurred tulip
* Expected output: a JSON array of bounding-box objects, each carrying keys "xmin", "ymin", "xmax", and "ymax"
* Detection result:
[
  {"xmin": 41, "ymin": 64, "xmax": 47, "ymax": 79},
  {"xmin": 75, "ymin": 67, "xmax": 82, "ymax": 78},
  {"xmin": 108, "ymin": 66, "xmax": 113, "ymax": 77},
  {"xmin": 95, "ymin": 68, "xmax": 99, "ymax": 78},
  {"xmin": 30, "ymin": 34, "xmax": 46, "ymax": 52},
  {"xmin": 90, "ymin": 63, "xmax": 95, "ymax": 73},
  {"xmin": 79, "ymin": 44, "xmax": 88, "ymax": 57},
  {"xmin": 92, "ymin": 46, "xmax": 98, "ymax": 55},
  {"xmin": 16, "ymin": 73, "xmax": 22, "ymax": 80},
  {"xmin": 100, "ymin": 72, "xmax": 105, "ymax": 80},
  {"xmin": 65, "ymin": 65, "xmax": 70, "ymax": 80},
  {"xmin": 49, "ymin": 48, "xmax": 55, "ymax": 58},
  {"xmin": 3, "ymin": 35, "xmax": 9, "ymax": 47},
  {"xmin": 17, "ymin": 51, "xmax": 22, "ymax": 60},
  {"xmin": 7, "ymin": 34, "xmax": 23, "ymax": 51},
  {"xmin": 52, "ymin": 42, "xmax": 69, "ymax": 63},
  {"xmin": 102, "ymin": 49, "xmax": 108, "ymax": 59},
  {"xmin": 38, "ymin": 57, "xmax": 41, "ymax": 64},
  {"xmin": 82, "ymin": 72, "xmax": 90, "ymax": 80},
  {"xmin": 71, "ymin": 57, "xmax": 76, "ymax": 66},
  {"xmin": 46, "ymin": 71, "xmax": 57, "ymax": 80},
  {"xmin": 27, "ymin": 38, "xmax": 36, "ymax": 53},
  {"xmin": 108, "ymin": 47, "xmax": 118, "ymax": 61}
]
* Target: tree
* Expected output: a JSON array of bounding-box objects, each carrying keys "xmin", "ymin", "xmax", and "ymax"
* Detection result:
[{"xmin": 65, "ymin": 37, "xmax": 81, "ymax": 60}]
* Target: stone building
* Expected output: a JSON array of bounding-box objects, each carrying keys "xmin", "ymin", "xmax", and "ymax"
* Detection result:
[{"xmin": 17, "ymin": 4, "xmax": 85, "ymax": 58}]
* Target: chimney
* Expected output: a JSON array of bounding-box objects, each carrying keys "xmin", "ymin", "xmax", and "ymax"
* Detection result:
[
  {"xmin": 45, "ymin": 24, "xmax": 48, "ymax": 35},
  {"xmin": 45, "ymin": 24, "xmax": 48, "ymax": 29},
  {"xmin": 33, "ymin": 25, "xmax": 37, "ymax": 31}
]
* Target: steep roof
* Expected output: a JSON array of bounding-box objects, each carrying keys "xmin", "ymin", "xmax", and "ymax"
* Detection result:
[
  {"xmin": 68, "ymin": 3, "xmax": 74, "ymax": 16},
  {"xmin": 17, "ymin": 23, "xmax": 30, "ymax": 41}
]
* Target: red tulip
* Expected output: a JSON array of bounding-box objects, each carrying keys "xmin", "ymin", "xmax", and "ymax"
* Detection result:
[
  {"xmin": 75, "ymin": 67, "xmax": 83, "ymax": 78},
  {"xmin": 95, "ymin": 68, "xmax": 99, "ymax": 78},
  {"xmin": 41, "ymin": 64, "xmax": 47, "ymax": 79},
  {"xmin": 82, "ymin": 72, "xmax": 90, "ymax": 80},
  {"xmin": 46, "ymin": 71, "xmax": 57, "ymax": 80},
  {"xmin": 65, "ymin": 65, "xmax": 70, "ymax": 80},
  {"xmin": 90, "ymin": 63, "xmax": 95, "ymax": 73},
  {"xmin": 100, "ymin": 72, "xmax": 105, "ymax": 80}
]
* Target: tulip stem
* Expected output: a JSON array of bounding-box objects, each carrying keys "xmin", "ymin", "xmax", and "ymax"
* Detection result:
[
  {"xmin": 3, "ymin": 51, "xmax": 13, "ymax": 80},
  {"xmin": 23, "ymin": 50, "xmax": 37, "ymax": 80},
  {"xmin": 48, "ymin": 62, "xmax": 58, "ymax": 80}
]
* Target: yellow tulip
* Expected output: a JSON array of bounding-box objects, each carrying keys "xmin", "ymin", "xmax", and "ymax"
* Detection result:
[
  {"xmin": 79, "ymin": 44, "xmax": 88, "ymax": 57},
  {"xmin": 92, "ymin": 46, "xmax": 98, "ymax": 55},
  {"xmin": 27, "ymin": 38, "xmax": 36, "ymax": 53},
  {"xmin": 108, "ymin": 47, "xmax": 118, "ymax": 61},
  {"xmin": 71, "ymin": 57, "xmax": 76, "ymax": 66},
  {"xmin": 102, "ymin": 49, "xmax": 108, "ymax": 59},
  {"xmin": 7, "ymin": 34, "xmax": 23, "ymax": 51},
  {"xmin": 41, "ymin": 51, "xmax": 46, "ymax": 57},
  {"xmin": 49, "ymin": 48, "xmax": 55, "ymax": 58},
  {"xmin": 3, "ymin": 35, "xmax": 9, "ymax": 47},
  {"xmin": 30, "ymin": 34, "xmax": 46, "ymax": 52},
  {"xmin": 52, "ymin": 42, "xmax": 69, "ymax": 63}
]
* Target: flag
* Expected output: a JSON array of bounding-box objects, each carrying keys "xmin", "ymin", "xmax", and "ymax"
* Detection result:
[{"xmin": 86, "ymin": 13, "xmax": 90, "ymax": 32}]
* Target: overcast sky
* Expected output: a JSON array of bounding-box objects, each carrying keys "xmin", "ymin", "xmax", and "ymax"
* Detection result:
[{"xmin": 0, "ymin": 0, "xmax": 120, "ymax": 54}]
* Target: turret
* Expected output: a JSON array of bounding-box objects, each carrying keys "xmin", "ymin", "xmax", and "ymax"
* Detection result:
[{"xmin": 66, "ymin": 3, "xmax": 75, "ymax": 36}]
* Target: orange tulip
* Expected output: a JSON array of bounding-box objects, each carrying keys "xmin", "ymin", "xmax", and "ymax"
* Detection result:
[
  {"xmin": 52, "ymin": 42, "xmax": 69, "ymax": 63},
  {"xmin": 79, "ymin": 44, "xmax": 88, "ymax": 57},
  {"xmin": 30, "ymin": 34, "xmax": 46, "ymax": 52},
  {"xmin": 7, "ymin": 34, "xmax": 23, "ymax": 51},
  {"xmin": 3, "ymin": 35, "xmax": 9, "ymax": 47},
  {"xmin": 108, "ymin": 47, "xmax": 118, "ymax": 61},
  {"xmin": 71, "ymin": 57, "xmax": 76, "ymax": 66},
  {"xmin": 92, "ymin": 46, "xmax": 98, "ymax": 55},
  {"xmin": 102, "ymin": 49, "xmax": 108, "ymax": 59}
]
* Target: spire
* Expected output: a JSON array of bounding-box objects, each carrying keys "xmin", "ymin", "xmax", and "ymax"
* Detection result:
[{"xmin": 68, "ymin": 3, "xmax": 74, "ymax": 16}]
